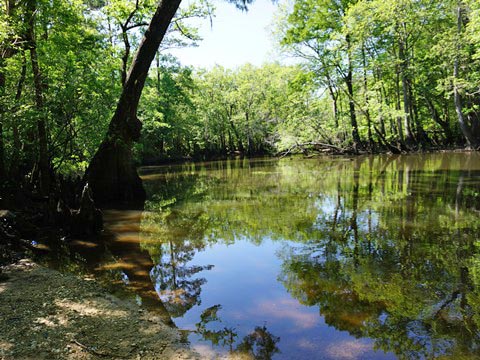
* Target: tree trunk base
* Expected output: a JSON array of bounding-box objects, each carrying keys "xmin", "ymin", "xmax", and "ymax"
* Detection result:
[{"xmin": 86, "ymin": 139, "xmax": 145, "ymax": 209}]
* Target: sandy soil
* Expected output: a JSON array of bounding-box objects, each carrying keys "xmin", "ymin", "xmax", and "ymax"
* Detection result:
[{"xmin": 0, "ymin": 259, "xmax": 200, "ymax": 360}]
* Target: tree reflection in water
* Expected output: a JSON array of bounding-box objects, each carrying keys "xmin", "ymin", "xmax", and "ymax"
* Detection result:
[
  {"xmin": 194, "ymin": 305, "xmax": 281, "ymax": 359},
  {"xmin": 276, "ymin": 155, "xmax": 480, "ymax": 358},
  {"xmin": 140, "ymin": 153, "xmax": 480, "ymax": 358}
]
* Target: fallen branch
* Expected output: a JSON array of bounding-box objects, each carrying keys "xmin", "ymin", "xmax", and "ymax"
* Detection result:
[
  {"xmin": 277, "ymin": 142, "xmax": 349, "ymax": 158},
  {"xmin": 72, "ymin": 339, "xmax": 111, "ymax": 358},
  {"xmin": 304, "ymin": 141, "xmax": 345, "ymax": 152},
  {"xmin": 372, "ymin": 125, "xmax": 402, "ymax": 154}
]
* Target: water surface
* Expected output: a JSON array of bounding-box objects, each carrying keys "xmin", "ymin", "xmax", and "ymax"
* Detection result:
[
  {"xmin": 47, "ymin": 153, "xmax": 480, "ymax": 359},
  {"xmin": 135, "ymin": 153, "xmax": 480, "ymax": 359}
]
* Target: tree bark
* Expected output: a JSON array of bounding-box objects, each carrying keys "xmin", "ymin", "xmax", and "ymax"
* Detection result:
[
  {"xmin": 410, "ymin": 86, "xmax": 429, "ymax": 144},
  {"xmin": 26, "ymin": 0, "xmax": 51, "ymax": 195},
  {"xmin": 326, "ymin": 84, "xmax": 339, "ymax": 128},
  {"xmin": 86, "ymin": 0, "xmax": 183, "ymax": 207},
  {"xmin": 0, "ymin": 120, "xmax": 4, "ymax": 186},
  {"xmin": 227, "ymin": 107, "xmax": 244, "ymax": 153},
  {"xmin": 425, "ymin": 96, "xmax": 452, "ymax": 143},
  {"xmin": 0, "ymin": 62, "xmax": 5, "ymax": 185},
  {"xmin": 323, "ymin": 63, "xmax": 338, "ymax": 128},
  {"xmin": 361, "ymin": 45, "xmax": 373, "ymax": 149},
  {"xmin": 121, "ymin": 27, "xmax": 131, "ymax": 87},
  {"xmin": 374, "ymin": 69, "xmax": 387, "ymax": 138},
  {"xmin": 345, "ymin": 35, "xmax": 361, "ymax": 152},
  {"xmin": 121, "ymin": 0, "xmax": 141, "ymax": 87},
  {"xmin": 10, "ymin": 52, "xmax": 27, "ymax": 180},
  {"xmin": 398, "ymin": 35, "xmax": 413, "ymax": 145},
  {"xmin": 0, "ymin": 0, "xmax": 17, "ymax": 188},
  {"xmin": 454, "ymin": 3, "xmax": 479, "ymax": 148},
  {"xmin": 395, "ymin": 72, "xmax": 404, "ymax": 143}
]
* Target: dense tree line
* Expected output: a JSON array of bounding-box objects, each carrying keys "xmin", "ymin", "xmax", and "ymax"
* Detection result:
[
  {"xmin": 138, "ymin": 61, "xmax": 308, "ymax": 161},
  {"xmin": 1, "ymin": 0, "xmax": 480, "ymax": 206},
  {"xmin": 277, "ymin": 0, "xmax": 480, "ymax": 152}
]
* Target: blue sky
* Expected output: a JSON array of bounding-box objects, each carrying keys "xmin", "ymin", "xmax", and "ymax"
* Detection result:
[{"xmin": 167, "ymin": 0, "xmax": 280, "ymax": 69}]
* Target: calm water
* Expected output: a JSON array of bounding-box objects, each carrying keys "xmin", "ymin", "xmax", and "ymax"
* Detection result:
[{"xmin": 49, "ymin": 153, "xmax": 480, "ymax": 359}]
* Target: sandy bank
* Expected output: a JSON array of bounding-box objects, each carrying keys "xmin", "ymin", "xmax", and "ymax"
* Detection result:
[{"xmin": 0, "ymin": 259, "xmax": 199, "ymax": 360}]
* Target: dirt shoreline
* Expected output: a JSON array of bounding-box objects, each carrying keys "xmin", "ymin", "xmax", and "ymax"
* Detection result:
[{"xmin": 0, "ymin": 259, "xmax": 199, "ymax": 360}]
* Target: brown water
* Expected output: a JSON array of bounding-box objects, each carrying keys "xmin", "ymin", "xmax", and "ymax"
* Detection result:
[{"xmin": 45, "ymin": 153, "xmax": 480, "ymax": 359}]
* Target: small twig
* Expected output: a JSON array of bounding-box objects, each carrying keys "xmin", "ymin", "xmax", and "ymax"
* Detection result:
[
  {"xmin": 72, "ymin": 339, "xmax": 111, "ymax": 358},
  {"xmin": 174, "ymin": 20, "xmax": 197, "ymax": 41},
  {"xmin": 125, "ymin": 22, "xmax": 149, "ymax": 31}
]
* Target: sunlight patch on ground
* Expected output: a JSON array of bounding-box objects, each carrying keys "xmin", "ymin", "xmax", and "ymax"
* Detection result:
[
  {"xmin": 159, "ymin": 288, "xmax": 189, "ymax": 305},
  {"xmin": 34, "ymin": 316, "xmax": 61, "ymax": 328},
  {"xmin": 55, "ymin": 299, "xmax": 129, "ymax": 318},
  {"xmin": 32, "ymin": 243, "xmax": 50, "ymax": 251},
  {"xmin": 132, "ymin": 269, "xmax": 151, "ymax": 277},
  {"xmin": 0, "ymin": 340, "xmax": 13, "ymax": 351},
  {"xmin": 191, "ymin": 343, "xmax": 257, "ymax": 360},
  {"xmin": 34, "ymin": 312, "xmax": 70, "ymax": 330},
  {"xmin": 139, "ymin": 174, "xmax": 166, "ymax": 181},
  {"xmin": 325, "ymin": 340, "xmax": 372, "ymax": 359},
  {"xmin": 0, "ymin": 340, "xmax": 13, "ymax": 359},
  {"xmin": 338, "ymin": 312, "xmax": 368, "ymax": 328}
]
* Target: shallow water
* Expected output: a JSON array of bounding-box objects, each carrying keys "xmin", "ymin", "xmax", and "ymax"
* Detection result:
[{"xmin": 48, "ymin": 153, "xmax": 480, "ymax": 359}]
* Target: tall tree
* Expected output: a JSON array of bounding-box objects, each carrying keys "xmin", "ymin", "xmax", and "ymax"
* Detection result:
[
  {"xmin": 280, "ymin": 0, "xmax": 362, "ymax": 150},
  {"xmin": 453, "ymin": 1, "xmax": 480, "ymax": 148},
  {"xmin": 26, "ymin": 0, "xmax": 51, "ymax": 194},
  {"xmin": 0, "ymin": 0, "xmax": 19, "ymax": 188},
  {"xmin": 86, "ymin": 0, "xmax": 184, "ymax": 207},
  {"xmin": 86, "ymin": 0, "xmax": 251, "ymax": 207}
]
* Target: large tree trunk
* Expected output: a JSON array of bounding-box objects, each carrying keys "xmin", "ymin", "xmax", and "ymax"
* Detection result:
[
  {"xmin": 322, "ymin": 63, "xmax": 338, "ymax": 128},
  {"xmin": 0, "ymin": 0, "xmax": 16, "ymax": 188},
  {"xmin": 345, "ymin": 35, "xmax": 361, "ymax": 152},
  {"xmin": 361, "ymin": 45, "xmax": 373, "ymax": 149},
  {"xmin": 227, "ymin": 104, "xmax": 244, "ymax": 153},
  {"xmin": 26, "ymin": 0, "xmax": 51, "ymax": 195},
  {"xmin": 0, "ymin": 67, "xmax": 5, "ymax": 186},
  {"xmin": 425, "ymin": 96, "xmax": 452, "ymax": 143},
  {"xmin": 10, "ymin": 52, "xmax": 27, "ymax": 181},
  {"xmin": 31, "ymin": 47, "xmax": 51, "ymax": 194},
  {"xmin": 454, "ymin": 3, "xmax": 480, "ymax": 148},
  {"xmin": 326, "ymin": 84, "xmax": 339, "ymax": 128},
  {"xmin": 0, "ymin": 120, "xmax": 4, "ymax": 186},
  {"xmin": 86, "ymin": 0, "xmax": 182, "ymax": 208},
  {"xmin": 395, "ymin": 72, "xmax": 404, "ymax": 143},
  {"xmin": 398, "ymin": 35, "xmax": 414, "ymax": 145}
]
